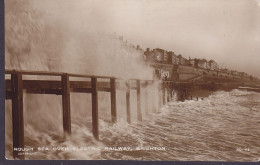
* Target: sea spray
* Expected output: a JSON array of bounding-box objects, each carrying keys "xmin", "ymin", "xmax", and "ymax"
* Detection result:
[{"xmin": 5, "ymin": 0, "xmax": 159, "ymax": 159}]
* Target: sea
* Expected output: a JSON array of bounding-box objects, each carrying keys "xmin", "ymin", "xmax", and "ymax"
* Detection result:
[
  {"xmin": 5, "ymin": 89, "xmax": 260, "ymax": 161},
  {"xmin": 5, "ymin": 0, "xmax": 260, "ymax": 161}
]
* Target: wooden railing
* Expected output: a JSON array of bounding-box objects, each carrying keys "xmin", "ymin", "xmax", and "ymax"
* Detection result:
[
  {"xmin": 5, "ymin": 69, "xmax": 165, "ymax": 159},
  {"xmin": 5, "ymin": 69, "xmax": 244, "ymax": 159}
]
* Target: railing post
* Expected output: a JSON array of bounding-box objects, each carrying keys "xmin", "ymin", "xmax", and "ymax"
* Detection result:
[
  {"xmin": 162, "ymin": 82, "xmax": 166, "ymax": 105},
  {"xmin": 158, "ymin": 82, "xmax": 161, "ymax": 109},
  {"xmin": 110, "ymin": 78, "xmax": 117, "ymax": 123},
  {"xmin": 11, "ymin": 72, "xmax": 24, "ymax": 159},
  {"xmin": 145, "ymin": 81, "xmax": 148, "ymax": 115},
  {"xmin": 170, "ymin": 82, "xmax": 173, "ymax": 101},
  {"xmin": 91, "ymin": 77, "xmax": 99, "ymax": 140},
  {"xmin": 126, "ymin": 81, "xmax": 131, "ymax": 124},
  {"xmin": 61, "ymin": 73, "xmax": 71, "ymax": 138},
  {"xmin": 152, "ymin": 80, "xmax": 156, "ymax": 113},
  {"xmin": 62, "ymin": 73, "xmax": 71, "ymax": 137},
  {"xmin": 136, "ymin": 80, "xmax": 142, "ymax": 121}
]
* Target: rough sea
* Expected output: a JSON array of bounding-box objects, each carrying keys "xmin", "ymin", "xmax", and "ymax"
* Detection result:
[
  {"xmin": 5, "ymin": 89, "xmax": 260, "ymax": 161},
  {"xmin": 5, "ymin": 0, "xmax": 260, "ymax": 162}
]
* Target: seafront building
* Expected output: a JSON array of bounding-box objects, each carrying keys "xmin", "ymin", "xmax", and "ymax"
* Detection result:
[
  {"xmin": 143, "ymin": 46, "xmax": 254, "ymax": 81},
  {"xmin": 117, "ymin": 36, "xmax": 256, "ymax": 82}
]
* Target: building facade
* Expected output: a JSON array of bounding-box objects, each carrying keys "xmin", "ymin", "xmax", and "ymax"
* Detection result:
[
  {"xmin": 177, "ymin": 55, "xmax": 186, "ymax": 65},
  {"xmin": 197, "ymin": 59, "xmax": 207, "ymax": 69},
  {"xmin": 209, "ymin": 60, "xmax": 219, "ymax": 71}
]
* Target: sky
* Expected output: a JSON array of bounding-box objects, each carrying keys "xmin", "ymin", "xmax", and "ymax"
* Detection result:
[
  {"xmin": 106, "ymin": 0, "xmax": 260, "ymax": 78},
  {"xmin": 27, "ymin": 0, "xmax": 260, "ymax": 78}
]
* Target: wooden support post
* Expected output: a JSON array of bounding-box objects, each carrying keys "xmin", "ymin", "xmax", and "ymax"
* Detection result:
[
  {"xmin": 168, "ymin": 93, "xmax": 170, "ymax": 102},
  {"xmin": 62, "ymin": 74, "xmax": 71, "ymax": 137},
  {"xmin": 136, "ymin": 80, "xmax": 142, "ymax": 121},
  {"xmin": 5, "ymin": 91, "xmax": 13, "ymax": 100},
  {"xmin": 126, "ymin": 81, "xmax": 131, "ymax": 124},
  {"xmin": 145, "ymin": 81, "xmax": 148, "ymax": 115},
  {"xmin": 158, "ymin": 82, "xmax": 161, "ymax": 109},
  {"xmin": 183, "ymin": 89, "xmax": 186, "ymax": 100},
  {"xmin": 170, "ymin": 83, "xmax": 173, "ymax": 101},
  {"xmin": 162, "ymin": 82, "xmax": 166, "ymax": 105},
  {"xmin": 11, "ymin": 72, "xmax": 24, "ymax": 159},
  {"xmin": 185, "ymin": 89, "xmax": 189, "ymax": 100},
  {"xmin": 91, "ymin": 77, "xmax": 99, "ymax": 140},
  {"xmin": 110, "ymin": 78, "xmax": 117, "ymax": 123}
]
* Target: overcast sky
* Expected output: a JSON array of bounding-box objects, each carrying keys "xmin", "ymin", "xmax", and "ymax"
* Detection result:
[{"xmin": 42, "ymin": 0, "xmax": 260, "ymax": 77}]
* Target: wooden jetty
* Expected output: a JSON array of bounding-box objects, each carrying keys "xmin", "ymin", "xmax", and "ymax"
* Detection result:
[
  {"xmin": 4, "ymin": 69, "xmax": 245, "ymax": 159},
  {"xmin": 5, "ymin": 70, "xmax": 160, "ymax": 159}
]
